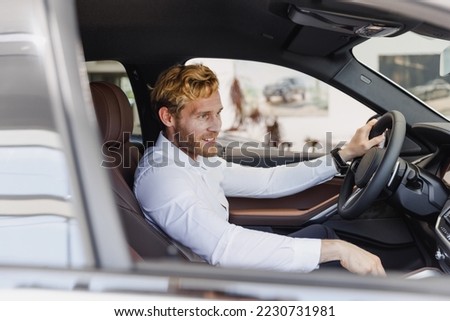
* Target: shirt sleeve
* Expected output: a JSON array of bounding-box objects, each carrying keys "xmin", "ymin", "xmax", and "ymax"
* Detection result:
[
  {"xmin": 221, "ymin": 154, "xmax": 338, "ymax": 198},
  {"xmin": 134, "ymin": 165, "xmax": 321, "ymax": 273}
]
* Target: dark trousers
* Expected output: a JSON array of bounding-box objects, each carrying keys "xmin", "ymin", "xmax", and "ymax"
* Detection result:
[
  {"xmin": 287, "ymin": 224, "xmax": 338, "ymax": 240},
  {"xmin": 289, "ymin": 224, "xmax": 341, "ymax": 269},
  {"xmin": 247, "ymin": 224, "xmax": 341, "ymax": 269},
  {"xmin": 247, "ymin": 223, "xmax": 338, "ymax": 240}
]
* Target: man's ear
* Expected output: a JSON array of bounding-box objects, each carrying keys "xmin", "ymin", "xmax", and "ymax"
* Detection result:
[{"xmin": 158, "ymin": 107, "xmax": 174, "ymax": 127}]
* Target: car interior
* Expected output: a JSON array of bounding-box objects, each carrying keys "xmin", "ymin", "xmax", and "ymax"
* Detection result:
[{"xmin": 76, "ymin": 0, "xmax": 450, "ymax": 277}]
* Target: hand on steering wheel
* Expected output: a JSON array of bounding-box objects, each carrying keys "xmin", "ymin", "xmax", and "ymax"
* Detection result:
[{"xmin": 338, "ymin": 111, "xmax": 406, "ymax": 219}]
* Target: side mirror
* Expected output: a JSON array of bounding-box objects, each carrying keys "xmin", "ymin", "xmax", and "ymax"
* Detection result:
[{"xmin": 440, "ymin": 46, "xmax": 450, "ymax": 77}]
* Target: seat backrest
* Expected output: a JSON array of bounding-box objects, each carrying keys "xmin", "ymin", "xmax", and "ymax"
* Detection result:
[
  {"xmin": 89, "ymin": 81, "xmax": 202, "ymax": 262},
  {"xmin": 89, "ymin": 81, "xmax": 140, "ymax": 189}
]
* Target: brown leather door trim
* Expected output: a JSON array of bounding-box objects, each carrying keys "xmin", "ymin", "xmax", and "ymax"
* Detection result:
[{"xmin": 228, "ymin": 177, "xmax": 342, "ymax": 227}]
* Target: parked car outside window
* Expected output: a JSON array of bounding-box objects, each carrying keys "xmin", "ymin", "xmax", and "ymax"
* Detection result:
[{"xmin": 263, "ymin": 77, "xmax": 306, "ymax": 103}]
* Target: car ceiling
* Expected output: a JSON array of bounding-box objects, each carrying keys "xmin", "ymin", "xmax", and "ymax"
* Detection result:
[
  {"xmin": 76, "ymin": 0, "xmax": 450, "ymax": 153},
  {"xmin": 76, "ymin": 0, "xmax": 431, "ymax": 66}
]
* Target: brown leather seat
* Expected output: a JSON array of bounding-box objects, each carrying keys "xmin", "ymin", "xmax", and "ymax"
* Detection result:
[
  {"xmin": 90, "ymin": 82, "xmax": 139, "ymax": 189},
  {"xmin": 90, "ymin": 81, "xmax": 202, "ymax": 262}
]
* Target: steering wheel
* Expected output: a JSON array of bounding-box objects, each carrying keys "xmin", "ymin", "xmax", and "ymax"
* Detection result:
[{"xmin": 338, "ymin": 110, "xmax": 406, "ymax": 219}]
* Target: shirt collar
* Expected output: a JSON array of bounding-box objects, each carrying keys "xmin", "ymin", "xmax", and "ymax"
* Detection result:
[{"xmin": 156, "ymin": 132, "xmax": 204, "ymax": 170}]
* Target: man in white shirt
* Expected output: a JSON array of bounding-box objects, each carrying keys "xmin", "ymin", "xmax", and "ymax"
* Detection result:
[{"xmin": 135, "ymin": 64, "xmax": 386, "ymax": 276}]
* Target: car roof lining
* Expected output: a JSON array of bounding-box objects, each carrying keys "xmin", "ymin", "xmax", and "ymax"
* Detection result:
[{"xmin": 76, "ymin": 0, "xmax": 424, "ymax": 64}]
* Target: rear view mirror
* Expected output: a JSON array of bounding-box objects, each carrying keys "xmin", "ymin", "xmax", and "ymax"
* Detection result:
[{"xmin": 440, "ymin": 45, "xmax": 450, "ymax": 76}]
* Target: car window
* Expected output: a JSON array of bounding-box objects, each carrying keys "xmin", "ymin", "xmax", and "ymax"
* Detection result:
[
  {"xmin": 187, "ymin": 58, "xmax": 375, "ymax": 153},
  {"xmin": 353, "ymin": 31, "xmax": 450, "ymax": 117}
]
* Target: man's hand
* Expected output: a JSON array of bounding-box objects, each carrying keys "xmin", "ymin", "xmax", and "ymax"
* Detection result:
[
  {"xmin": 339, "ymin": 119, "xmax": 385, "ymax": 162},
  {"xmin": 320, "ymin": 239, "xmax": 386, "ymax": 276}
]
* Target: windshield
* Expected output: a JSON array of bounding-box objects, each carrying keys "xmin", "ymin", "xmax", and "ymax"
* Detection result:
[{"xmin": 353, "ymin": 32, "xmax": 450, "ymax": 117}]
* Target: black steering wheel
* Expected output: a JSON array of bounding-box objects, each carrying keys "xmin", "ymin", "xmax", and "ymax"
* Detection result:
[{"xmin": 338, "ymin": 110, "xmax": 406, "ymax": 219}]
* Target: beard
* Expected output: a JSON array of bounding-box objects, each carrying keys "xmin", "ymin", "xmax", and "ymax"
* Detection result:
[{"xmin": 174, "ymin": 131, "xmax": 218, "ymax": 158}]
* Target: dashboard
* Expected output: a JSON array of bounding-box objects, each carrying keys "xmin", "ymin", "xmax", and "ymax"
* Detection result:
[
  {"xmin": 412, "ymin": 123, "xmax": 450, "ymax": 273},
  {"xmin": 436, "ymin": 206, "xmax": 450, "ymax": 273}
]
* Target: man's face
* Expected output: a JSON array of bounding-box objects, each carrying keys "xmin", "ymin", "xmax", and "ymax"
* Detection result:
[{"xmin": 169, "ymin": 91, "xmax": 223, "ymax": 159}]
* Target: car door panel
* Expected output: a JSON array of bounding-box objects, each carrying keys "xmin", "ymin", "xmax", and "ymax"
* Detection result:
[{"xmin": 228, "ymin": 177, "xmax": 342, "ymax": 227}]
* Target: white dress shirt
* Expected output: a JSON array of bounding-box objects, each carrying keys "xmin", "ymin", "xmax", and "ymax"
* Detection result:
[{"xmin": 134, "ymin": 132, "xmax": 338, "ymax": 272}]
